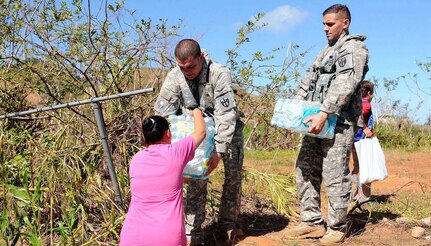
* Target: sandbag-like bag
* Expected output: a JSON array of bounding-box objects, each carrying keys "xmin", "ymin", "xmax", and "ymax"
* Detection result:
[
  {"xmin": 169, "ymin": 114, "xmax": 215, "ymax": 179},
  {"xmin": 354, "ymin": 137, "xmax": 387, "ymax": 184},
  {"xmin": 271, "ymin": 98, "xmax": 338, "ymax": 139}
]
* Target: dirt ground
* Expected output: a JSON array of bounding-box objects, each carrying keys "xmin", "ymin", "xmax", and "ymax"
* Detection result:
[{"xmin": 203, "ymin": 149, "xmax": 431, "ymax": 245}]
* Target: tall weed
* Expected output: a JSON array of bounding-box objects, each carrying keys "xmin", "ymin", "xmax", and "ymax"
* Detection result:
[
  {"xmin": 375, "ymin": 123, "xmax": 431, "ymax": 150},
  {"xmin": 0, "ymin": 110, "xmax": 132, "ymax": 245}
]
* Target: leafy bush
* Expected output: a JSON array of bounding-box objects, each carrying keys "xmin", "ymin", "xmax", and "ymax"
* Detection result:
[{"xmin": 374, "ymin": 123, "xmax": 431, "ymax": 150}]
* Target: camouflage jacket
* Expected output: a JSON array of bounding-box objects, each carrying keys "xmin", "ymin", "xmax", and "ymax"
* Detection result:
[
  {"xmin": 296, "ymin": 33, "xmax": 369, "ymax": 127},
  {"xmin": 154, "ymin": 53, "xmax": 241, "ymax": 154}
]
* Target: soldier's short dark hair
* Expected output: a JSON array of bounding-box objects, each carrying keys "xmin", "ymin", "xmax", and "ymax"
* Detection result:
[
  {"xmin": 142, "ymin": 115, "xmax": 170, "ymax": 146},
  {"xmin": 323, "ymin": 4, "xmax": 351, "ymax": 22},
  {"xmin": 175, "ymin": 39, "xmax": 201, "ymax": 61},
  {"xmin": 361, "ymin": 80, "xmax": 374, "ymax": 97}
]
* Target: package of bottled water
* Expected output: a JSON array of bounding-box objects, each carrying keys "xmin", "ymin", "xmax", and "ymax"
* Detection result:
[
  {"xmin": 169, "ymin": 114, "xmax": 215, "ymax": 179},
  {"xmin": 271, "ymin": 98, "xmax": 338, "ymax": 139}
]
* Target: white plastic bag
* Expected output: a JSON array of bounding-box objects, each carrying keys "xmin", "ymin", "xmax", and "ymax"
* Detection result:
[
  {"xmin": 354, "ymin": 137, "xmax": 387, "ymax": 184},
  {"xmin": 169, "ymin": 114, "xmax": 215, "ymax": 179},
  {"xmin": 271, "ymin": 98, "xmax": 338, "ymax": 139}
]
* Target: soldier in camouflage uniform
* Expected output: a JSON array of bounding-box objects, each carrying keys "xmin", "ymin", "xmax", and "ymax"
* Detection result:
[
  {"xmin": 283, "ymin": 4, "xmax": 369, "ymax": 245},
  {"xmin": 154, "ymin": 39, "xmax": 244, "ymax": 245}
]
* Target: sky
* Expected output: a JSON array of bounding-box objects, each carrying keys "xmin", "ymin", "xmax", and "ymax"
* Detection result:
[{"xmin": 125, "ymin": 0, "xmax": 431, "ymax": 124}]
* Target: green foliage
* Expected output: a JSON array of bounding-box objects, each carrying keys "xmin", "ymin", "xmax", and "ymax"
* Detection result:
[
  {"xmin": 374, "ymin": 122, "xmax": 431, "ymax": 150},
  {"xmin": 1, "ymin": 117, "xmax": 127, "ymax": 245},
  {"xmin": 416, "ymin": 57, "xmax": 431, "ymax": 78},
  {"xmin": 1, "ymin": 153, "xmax": 45, "ymax": 245}
]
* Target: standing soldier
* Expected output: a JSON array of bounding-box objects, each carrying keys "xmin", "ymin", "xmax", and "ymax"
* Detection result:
[
  {"xmin": 154, "ymin": 39, "xmax": 244, "ymax": 245},
  {"xmin": 283, "ymin": 4, "xmax": 369, "ymax": 245}
]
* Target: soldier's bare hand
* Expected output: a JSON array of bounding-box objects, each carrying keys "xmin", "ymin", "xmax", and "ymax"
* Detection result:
[
  {"xmin": 205, "ymin": 152, "xmax": 222, "ymax": 176},
  {"xmin": 304, "ymin": 111, "xmax": 328, "ymax": 134}
]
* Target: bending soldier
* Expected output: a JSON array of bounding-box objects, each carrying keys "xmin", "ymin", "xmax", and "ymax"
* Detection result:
[{"xmin": 154, "ymin": 39, "xmax": 244, "ymax": 245}]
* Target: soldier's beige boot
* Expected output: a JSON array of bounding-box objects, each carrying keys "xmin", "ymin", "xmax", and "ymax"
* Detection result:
[
  {"xmin": 320, "ymin": 228, "xmax": 346, "ymax": 245},
  {"xmin": 282, "ymin": 223, "xmax": 326, "ymax": 239}
]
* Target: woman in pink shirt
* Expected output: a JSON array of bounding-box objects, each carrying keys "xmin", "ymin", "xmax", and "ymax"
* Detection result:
[{"xmin": 120, "ymin": 108, "xmax": 206, "ymax": 246}]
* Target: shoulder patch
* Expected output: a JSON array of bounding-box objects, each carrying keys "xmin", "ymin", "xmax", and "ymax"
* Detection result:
[
  {"xmin": 215, "ymin": 91, "xmax": 236, "ymax": 112},
  {"xmin": 336, "ymin": 53, "xmax": 353, "ymax": 73},
  {"xmin": 338, "ymin": 56, "xmax": 347, "ymax": 67}
]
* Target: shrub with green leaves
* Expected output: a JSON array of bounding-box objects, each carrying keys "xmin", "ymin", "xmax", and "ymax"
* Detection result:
[{"xmin": 374, "ymin": 123, "xmax": 431, "ymax": 150}]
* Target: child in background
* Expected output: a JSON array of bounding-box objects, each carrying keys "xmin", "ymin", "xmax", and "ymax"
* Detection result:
[
  {"xmin": 351, "ymin": 80, "xmax": 375, "ymax": 202},
  {"xmin": 120, "ymin": 108, "xmax": 206, "ymax": 246}
]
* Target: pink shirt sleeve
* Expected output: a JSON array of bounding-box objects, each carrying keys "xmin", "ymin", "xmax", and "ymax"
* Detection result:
[{"xmin": 170, "ymin": 136, "xmax": 197, "ymax": 168}]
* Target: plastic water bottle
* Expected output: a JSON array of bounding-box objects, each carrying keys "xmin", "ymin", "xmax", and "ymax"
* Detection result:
[
  {"xmin": 271, "ymin": 98, "xmax": 337, "ymax": 139},
  {"xmin": 169, "ymin": 114, "xmax": 215, "ymax": 179}
]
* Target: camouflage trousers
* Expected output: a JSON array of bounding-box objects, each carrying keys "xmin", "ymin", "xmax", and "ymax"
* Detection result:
[
  {"xmin": 296, "ymin": 123, "xmax": 354, "ymax": 229},
  {"xmin": 184, "ymin": 121, "xmax": 244, "ymax": 244}
]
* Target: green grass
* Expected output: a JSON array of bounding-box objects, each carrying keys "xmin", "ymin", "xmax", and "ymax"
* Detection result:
[
  {"xmin": 369, "ymin": 191, "xmax": 431, "ymax": 220},
  {"xmin": 244, "ymin": 149, "xmax": 298, "ymax": 177},
  {"xmin": 245, "ymin": 149, "xmax": 298, "ymax": 160}
]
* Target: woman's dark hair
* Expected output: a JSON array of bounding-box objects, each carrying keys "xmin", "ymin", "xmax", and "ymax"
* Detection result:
[
  {"xmin": 361, "ymin": 80, "xmax": 374, "ymax": 97},
  {"xmin": 142, "ymin": 115, "xmax": 170, "ymax": 146}
]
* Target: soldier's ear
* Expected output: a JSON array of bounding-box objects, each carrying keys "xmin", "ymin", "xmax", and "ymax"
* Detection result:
[{"xmin": 343, "ymin": 18, "xmax": 350, "ymax": 30}]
